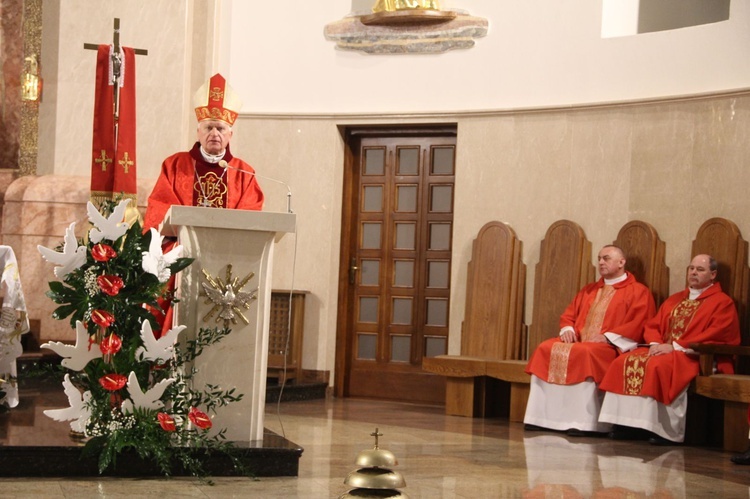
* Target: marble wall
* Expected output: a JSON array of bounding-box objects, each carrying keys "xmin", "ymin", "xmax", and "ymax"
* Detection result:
[
  {"xmin": 36, "ymin": 0, "xmax": 215, "ymax": 179},
  {"xmin": 5, "ymin": 0, "xmax": 220, "ymax": 342},
  {"xmin": 231, "ymin": 91, "xmax": 750, "ymax": 367},
  {"xmin": 6, "ymin": 90, "xmax": 750, "ymax": 372},
  {"xmin": 5, "ymin": 0, "xmax": 750, "ymax": 378}
]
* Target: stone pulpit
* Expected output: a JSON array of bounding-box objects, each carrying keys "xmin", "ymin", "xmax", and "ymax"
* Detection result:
[{"xmin": 161, "ymin": 206, "xmax": 296, "ymax": 442}]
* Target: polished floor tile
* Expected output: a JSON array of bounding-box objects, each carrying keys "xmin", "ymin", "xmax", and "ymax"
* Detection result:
[{"xmin": 2, "ymin": 386, "xmax": 750, "ymax": 498}]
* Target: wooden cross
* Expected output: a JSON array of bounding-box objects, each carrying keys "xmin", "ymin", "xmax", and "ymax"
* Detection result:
[{"xmin": 84, "ymin": 18, "xmax": 148, "ymax": 144}]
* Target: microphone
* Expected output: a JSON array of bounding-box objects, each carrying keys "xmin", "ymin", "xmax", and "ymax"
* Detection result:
[{"xmin": 218, "ymin": 160, "xmax": 293, "ymax": 214}]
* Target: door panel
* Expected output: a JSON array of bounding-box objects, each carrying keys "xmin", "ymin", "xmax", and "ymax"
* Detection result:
[{"xmin": 336, "ymin": 128, "xmax": 456, "ymax": 403}]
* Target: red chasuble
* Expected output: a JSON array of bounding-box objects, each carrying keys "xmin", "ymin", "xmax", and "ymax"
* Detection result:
[
  {"xmin": 525, "ymin": 273, "xmax": 655, "ymax": 385},
  {"xmin": 143, "ymin": 142, "xmax": 264, "ymax": 230},
  {"xmin": 599, "ymin": 283, "xmax": 740, "ymax": 405}
]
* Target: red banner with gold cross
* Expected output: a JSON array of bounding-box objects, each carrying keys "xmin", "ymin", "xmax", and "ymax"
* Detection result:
[{"xmin": 90, "ymin": 44, "xmax": 138, "ymax": 221}]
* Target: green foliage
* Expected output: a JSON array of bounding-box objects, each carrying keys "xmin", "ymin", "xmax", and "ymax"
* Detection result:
[{"xmin": 42, "ymin": 199, "xmax": 249, "ymax": 478}]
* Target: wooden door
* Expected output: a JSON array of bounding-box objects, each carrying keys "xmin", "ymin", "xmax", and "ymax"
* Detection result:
[{"xmin": 335, "ymin": 126, "xmax": 456, "ymax": 403}]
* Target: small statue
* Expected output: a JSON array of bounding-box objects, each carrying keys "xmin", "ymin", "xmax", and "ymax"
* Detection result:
[{"xmin": 373, "ymin": 0, "xmax": 441, "ymax": 13}]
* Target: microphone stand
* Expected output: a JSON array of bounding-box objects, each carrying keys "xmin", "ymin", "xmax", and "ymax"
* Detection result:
[{"xmin": 218, "ymin": 160, "xmax": 293, "ymax": 214}]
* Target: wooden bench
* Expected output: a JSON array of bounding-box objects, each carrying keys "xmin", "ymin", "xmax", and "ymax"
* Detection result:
[
  {"xmin": 485, "ymin": 220, "xmax": 594, "ymax": 421},
  {"xmin": 485, "ymin": 220, "xmax": 669, "ymax": 422},
  {"xmin": 688, "ymin": 217, "xmax": 750, "ymax": 450},
  {"xmin": 422, "ymin": 221, "xmax": 526, "ymax": 417},
  {"xmin": 692, "ymin": 344, "xmax": 750, "ymax": 451}
]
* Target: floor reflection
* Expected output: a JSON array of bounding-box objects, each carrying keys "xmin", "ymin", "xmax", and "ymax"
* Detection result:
[
  {"xmin": 523, "ymin": 433, "xmax": 691, "ymax": 497},
  {"xmin": 0, "ymin": 377, "xmax": 77, "ymax": 447},
  {"xmin": 1, "ymin": 377, "xmax": 750, "ymax": 498}
]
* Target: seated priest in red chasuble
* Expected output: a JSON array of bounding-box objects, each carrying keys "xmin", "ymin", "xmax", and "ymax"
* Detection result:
[
  {"xmin": 524, "ymin": 245, "xmax": 655, "ymax": 435},
  {"xmin": 143, "ymin": 73, "xmax": 264, "ymax": 336},
  {"xmin": 599, "ymin": 254, "xmax": 740, "ymax": 445},
  {"xmin": 143, "ymin": 73, "xmax": 264, "ymax": 231}
]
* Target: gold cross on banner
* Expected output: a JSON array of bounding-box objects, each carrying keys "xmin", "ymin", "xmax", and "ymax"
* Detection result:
[
  {"xmin": 95, "ymin": 150, "xmax": 112, "ymax": 171},
  {"xmin": 118, "ymin": 152, "xmax": 134, "ymax": 173}
]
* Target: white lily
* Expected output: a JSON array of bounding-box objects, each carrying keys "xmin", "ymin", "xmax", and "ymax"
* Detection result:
[{"xmin": 141, "ymin": 228, "xmax": 183, "ymax": 283}]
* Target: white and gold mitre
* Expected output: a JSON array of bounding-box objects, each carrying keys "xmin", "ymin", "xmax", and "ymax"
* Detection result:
[{"xmin": 193, "ymin": 73, "xmax": 242, "ymax": 126}]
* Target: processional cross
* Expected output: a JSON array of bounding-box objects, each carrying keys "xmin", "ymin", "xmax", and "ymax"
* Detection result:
[{"xmin": 83, "ymin": 18, "xmax": 148, "ymax": 148}]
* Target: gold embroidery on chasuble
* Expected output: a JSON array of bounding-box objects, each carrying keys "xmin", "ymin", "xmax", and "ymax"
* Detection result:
[
  {"xmin": 546, "ymin": 285, "xmax": 616, "ymax": 384},
  {"xmin": 623, "ymin": 352, "xmax": 649, "ymax": 395},
  {"xmin": 194, "ymin": 171, "xmax": 228, "ymax": 208},
  {"xmin": 548, "ymin": 342, "xmax": 574, "ymax": 384},
  {"xmin": 665, "ymin": 299, "xmax": 701, "ymax": 343},
  {"xmin": 579, "ymin": 285, "xmax": 616, "ymax": 341}
]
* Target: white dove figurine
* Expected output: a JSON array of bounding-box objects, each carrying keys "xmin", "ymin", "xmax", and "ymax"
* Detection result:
[
  {"xmin": 37, "ymin": 222, "xmax": 87, "ymax": 279},
  {"xmin": 121, "ymin": 371, "xmax": 175, "ymax": 414},
  {"xmin": 44, "ymin": 373, "xmax": 92, "ymax": 434},
  {"xmin": 142, "ymin": 228, "xmax": 183, "ymax": 283},
  {"xmin": 135, "ymin": 320, "xmax": 186, "ymax": 364},
  {"xmin": 40, "ymin": 320, "xmax": 102, "ymax": 371},
  {"xmin": 87, "ymin": 198, "xmax": 130, "ymax": 244}
]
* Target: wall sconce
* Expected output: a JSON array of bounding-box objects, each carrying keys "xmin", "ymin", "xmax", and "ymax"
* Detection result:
[{"xmin": 22, "ymin": 54, "xmax": 42, "ymax": 102}]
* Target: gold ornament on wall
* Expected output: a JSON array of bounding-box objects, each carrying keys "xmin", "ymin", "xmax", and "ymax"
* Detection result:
[
  {"xmin": 363, "ymin": 0, "xmax": 456, "ymax": 25},
  {"xmin": 199, "ymin": 265, "xmax": 257, "ymax": 327},
  {"xmin": 373, "ymin": 0, "xmax": 441, "ymax": 13},
  {"xmin": 324, "ymin": 2, "xmax": 487, "ymax": 54},
  {"xmin": 21, "ymin": 55, "xmax": 42, "ymax": 102}
]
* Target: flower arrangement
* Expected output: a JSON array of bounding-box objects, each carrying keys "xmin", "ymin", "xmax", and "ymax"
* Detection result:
[{"xmin": 38, "ymin": 198, "xmax": 245, "ymax": 476}]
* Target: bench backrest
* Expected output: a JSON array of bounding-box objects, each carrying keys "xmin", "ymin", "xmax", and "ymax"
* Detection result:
[
  {"xmin": 461, "ymin": 221, "xmax": 526, "ymax": 360},
  {"xmin": 692, "ymin": 217, "xmax": 750, "ymax": 345},
  {"xmin": 528, "ymin": 220, "xmax": 594, "ymax": 354},
  {"xmin": 614, "ymin": 220, "xmax": 670, "ymax": 308}
]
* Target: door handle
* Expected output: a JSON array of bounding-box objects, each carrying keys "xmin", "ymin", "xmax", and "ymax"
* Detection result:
[{"xmin": 349, "ymin": 258, "xmax": 359, "ymax": 285}]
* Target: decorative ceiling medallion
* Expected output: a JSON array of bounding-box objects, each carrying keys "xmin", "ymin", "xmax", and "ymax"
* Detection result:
[
  {"xmin": 199, "ymin": 265, "xmax": 257, "ymax": 327},
  {"xmin": 360, "ymin": 9, "xmax": 456, "ymax": 26}
]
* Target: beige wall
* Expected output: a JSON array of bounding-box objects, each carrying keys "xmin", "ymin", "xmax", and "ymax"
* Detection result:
[
  {"xmin": 232, "ymin": 91, "xmax": 750, "ymax": 363},
  {"xmin": 38, "ymin": 0, "xmax": 220, "ymax": 179},
  {"xmin": 226, "ymin": 0, "xmax": 750, "ymax": 113},
  {"xmin": 450, "ymin": 94, "xmax": 750, "ymax": 353},
  {"xmin": 16, "ymin": 0, "xmax": 750, "ymax": 381}
]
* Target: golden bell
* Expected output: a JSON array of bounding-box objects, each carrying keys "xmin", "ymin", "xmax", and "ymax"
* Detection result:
[
  {"xmin": 339, "ymin": 490, "xmax": 409, "ymax": 498},
  {"xmin": 356, "ymin": 448, "xmax": 398, "ymax": 468},
  {"xmin": 344, "ymin": 468, "xmax": 406, "ymax": 489}
]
